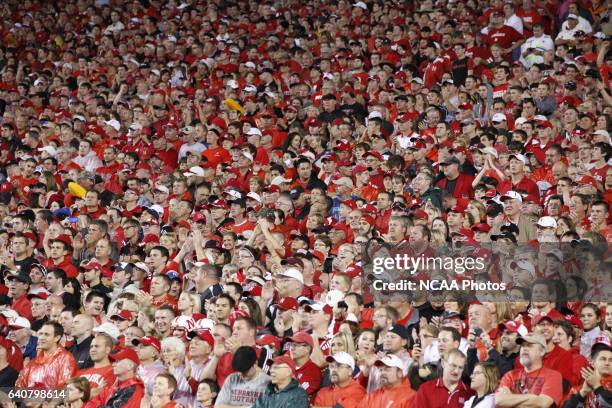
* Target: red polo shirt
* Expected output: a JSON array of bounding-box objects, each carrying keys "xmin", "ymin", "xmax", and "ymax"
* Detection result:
[{"xmin": 414, "ymin": 378, "xmax": 474, "ymax": 408}]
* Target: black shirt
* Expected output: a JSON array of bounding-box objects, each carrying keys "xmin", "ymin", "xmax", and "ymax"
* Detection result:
[
  {"xmin": 14, "ymin": 256, "xmax": 38, "ymax": 274},
  {"xmin": 68, "ymin": 335, "xmax": 94, "ymax": 369},
  {"xmin": 0, "ymin": 365, "xmax": 19, "ymax": 387}
]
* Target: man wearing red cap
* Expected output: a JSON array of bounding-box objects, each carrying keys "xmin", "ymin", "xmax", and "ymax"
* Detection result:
[
  {"xmin": 251, "ymin": 355, "xmax": 309, "ymax": 408},
  {"xmin": 16, "ymin": 322, "xmax": 77, "ymax": 389},
  {"xmin": 286, "ymin": 331, "xmax": 322, "ymax": 399},
  {"xmin": 84, "ymin": 348, "xmax": 144, "ymax": 408}
]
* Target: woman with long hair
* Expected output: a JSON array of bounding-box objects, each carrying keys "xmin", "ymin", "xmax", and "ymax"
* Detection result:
[
  {"xmin": 177, "ymin": 291, "xmax": 202, "ymax": 317},
  {"xmin": 464, "ymin": 362, "xmax": 499, "ymax": 407}
]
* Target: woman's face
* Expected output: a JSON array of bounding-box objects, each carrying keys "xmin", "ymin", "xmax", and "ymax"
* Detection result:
[
  {"xmin": 581, "ymin": 307, "xmax": 599, "ymax": 331},
  {"xmin": 605, "ymin": 305, "xmax": 612, "ymax": 328},
  {"xmin": 467, "ymin": 202, "xmax": 481, "ymax": 221},
  {"xmin": 357, "ymin": 331, "xmax": 376, "ymax": 353},
  {"xmin": 66, "ymin": 383, "xmax": 84, "ymax": 403},
  {"xmin": 432, "ymin": 219, "xmax": 446, "ymax": 232},
  {"xmin": 331, "ymin": 337, "xmax": 347, "ymax": 355},
  {"xmin": 557, "ymin": 219, "xmax": 570, "ymax": 235},
  {"xmin": 177, "ymin": 293, "xmax": 192, "ymax": 311},
  {"xmin": 470, "ymin": 365, "xmax": 486, "ymax": 391}
]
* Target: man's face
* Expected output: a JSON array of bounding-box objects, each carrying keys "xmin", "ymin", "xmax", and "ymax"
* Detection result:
[
  {"xmin": 154, "ymin": 310, "xmax": 174, "ymax": 334},
  {"xmin": 593, "ymin": 350, "xmax": 612, "ymax": 376},
  {"xmin": 78, "ymin": 141, "xmax": 91, "ymax": 156},
  {"xmin": 148, "ymin": 249, "xmax": 166, "ymax": 269},
  {"xmin": 535, "ymin": 320, "xmax": 554, "ymax": 341},
  {"xmin": 379, "ymin": 365, "xmax": 402, "ymax": 387},
  {"xmin": 11, "ymin": 237, "xmax": 27, "ymax": 256},
  {"xmin": 270, "ymin": 363, "xmax": 292, "ymax": 386},
  {"xmin": 329, "ymin": 361, "xmax": 352, "ymax": 385},
  {"xmin": 519, "ymin": 342, "xmax": 544, "ymax": 369},
  {"xmin": 37, "ymin": 325, "xmax": 58, "ymax": 351},
  {"xmin": 150, "ymin": 276, "xmax": 168, "ymax": 297},
  {"xmin": 383, "ymin": 332, "xmax": 405, "ymax": 353},
  {"xmin": 503, "ymin": 198, "xmax": 520, "ymax": 216},
  {"xmin": 215, "ymin": 297, "xmax": 233, "ymax": 321},
  {"xmin": 437, "ymin": 331, "xmax": 457, "ymax": 354},
  {"xmin": 86, "ymin": 297, "xmax": 105, "ymax": 316},
  {"xmin": 443, "ymin": 354, "xmax": 466, "ymax": 384},
  {"xmin": 297, "ymin": 162, "xmax": 312, "ymax": 180},
  {"xmin": 591, "ymin": 205, "xmax": 609, "ymax": 225},
  {"xmin": 89, "ymin": 336, "xmax": 111, "ymax": 362},
  {"xmin": 112, "ymin": 358, "xmax": 134, "ymax": 377},
  {"xmin": 500, "ymin": 330, "xmax": 518, "ymax": 351}
]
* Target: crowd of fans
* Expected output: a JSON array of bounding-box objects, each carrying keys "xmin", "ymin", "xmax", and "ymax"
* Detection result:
[{"xmin": 0, "ymin": 0, "xmax": 611, "ymax": 407}]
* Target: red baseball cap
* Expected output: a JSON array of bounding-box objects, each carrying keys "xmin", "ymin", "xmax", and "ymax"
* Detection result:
[
  {"xmin": 286, "ymin": 331, "xmax": 314, "ymax": 347},
  {"xmin": 189, "ymin": 330, "xmax": 215, "ymax": 349},
  {"xmin": 472, "ymin": 223, "xmax": 491, "ymax": 233},
  {"xmin": 277, "ymin": 297, "xmax": 299, "ymax": 311},
  {"xmin": 110, "ymin": 310, "xmax": 134, "ymax": 321},
  {"xmin": 82, "ymin": 260, "xmax": 103, "ymax": 270},
  {"xmin": 256, "ymin": 335, "xmax": 281, "ymax": 350},
  {"xmin": 110, "ymin": 348, "xmax": 140, "ymax": 365},
  {"xmin": 271, "ymin": 355, "xmax": 297, "ymax": 374},
  {"xmin": 132, "ymin": 336, "xmax": 161, "ymax": 352},
  {"xmin": 50, "ymin": 234, "xmax": 72, "ymax": 248}
]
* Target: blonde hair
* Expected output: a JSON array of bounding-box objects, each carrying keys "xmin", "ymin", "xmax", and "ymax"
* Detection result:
[{"xmin": 332, "ymin": 330, "xmax": 356, "ymax": 356}]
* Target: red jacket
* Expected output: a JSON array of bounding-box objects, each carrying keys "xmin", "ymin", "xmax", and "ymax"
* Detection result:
[
  {"xmin": 436, "ymin": 173, "xmax": 475, "ymax": 199},
  {"xmin": 84, "ymin": 377, "xmax": 144, "ymax": 408}
]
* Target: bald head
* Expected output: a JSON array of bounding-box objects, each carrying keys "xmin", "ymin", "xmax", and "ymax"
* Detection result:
[{"xmin": 72, "ymin": 314, "xmax": 94, "ymax": 340}]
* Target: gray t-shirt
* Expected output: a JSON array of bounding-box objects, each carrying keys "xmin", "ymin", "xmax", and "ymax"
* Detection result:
[{"xmin": 215, "ymin": 371, "xmax": 271, "ymax": 406}]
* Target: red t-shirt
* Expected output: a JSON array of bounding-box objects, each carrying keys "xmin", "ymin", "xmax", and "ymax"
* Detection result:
[
  {"xmin": 296, "ymin": 359, "xmax": 322, "ymax": 398},
  {"xmin": 77, "ymin": 365, "xmax": 116, "ymax": 390},
  {"xmin": 500, "ymin": 366, "xmax": 563, "ymax": 406}
]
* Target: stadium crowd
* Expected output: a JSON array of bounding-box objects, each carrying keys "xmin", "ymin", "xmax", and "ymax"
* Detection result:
[{"xmin": 0, "ymin": 0, "xmax": 611, "ymax": 407}]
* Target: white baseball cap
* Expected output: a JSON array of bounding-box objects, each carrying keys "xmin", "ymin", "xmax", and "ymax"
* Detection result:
[
  {"xmin": 38, "ymin": 146, "xmax": 57, "ymax": 157},
  {"xmin": 184, "ymin": 166, "xmax": 205, "ymax": 177},
  {"xmin": 374, "ymin": 354, "xmax": 405, "ymax": 371},
  {"xmin": 270, "ymin": 176, "xmax": 292, "ymax": 186},
  {"xmin": 278, "ymin": 268, "xmax": 304, "ymax": 284},
  {"xmin": 325, "ymin": 290, "xmax": 345, "ymax": 308},
  {"xmin": 537, "ymin": 216, "xmax": 557, "ymax": 229},
  {"xmin": 509, "ymin": 153, "xmax": 527, "ymax": 164},
  {"xmin": 246, "ymin": 192, "xmax": 262, "ymax": 203},
  {"xmin": 93, "ymin": 322, "xmax": 120, "ymax": 343},
  {"xmin": 501, "ymin": 191, "xmax": 523, "ymax": 203},
  {"xmin": 8, "ymin": 316, "xmax": 31, "ymax": 330},
  {"xmin": 326, "ymin": 352, "xmax": 355, "ymax": 370},
  {"xmin": 194, "ymin": 318, "xmax": 216, "ymax": 331},
  {"xmin": 103, "ymin": 119, "xmax": 121, "ymax": 132},
  {"xmin": 514, "ymin": 260, "xmax": 536, "ymax": 276},
  {"xmin": 492, "ymin": 113, "xmax": 507, "ymax": 123},
  {"xmin": 353, "ymin": 1, "xmax": 368, "ymax": 10},
  {"xmin": 246, "ymin": 127, "xmax": 263, "ymax": 137}
]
